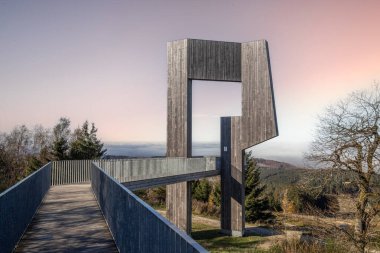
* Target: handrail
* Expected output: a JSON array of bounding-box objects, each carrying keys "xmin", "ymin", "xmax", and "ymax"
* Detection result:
[
  {"xmin": 51, "ymin": 160, "xmax": 92, "ymax": 185},
  {"xmin": 91, "ymin": 163, "xmax": 208, "ymax": 253}
]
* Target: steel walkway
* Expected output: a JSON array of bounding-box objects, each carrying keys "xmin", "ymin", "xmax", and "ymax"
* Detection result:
[{"xmin": 14, "ymin": 184, "xmax": 118, "ymax": 253}]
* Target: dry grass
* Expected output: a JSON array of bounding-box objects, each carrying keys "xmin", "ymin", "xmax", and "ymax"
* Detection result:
[
  {"xmin": 154, "ymin": 194, "xmax": 380, "ymax": 252},
  {"xmin": 268, "ymin": 239, "xmax": 349, "ymax": 253}
]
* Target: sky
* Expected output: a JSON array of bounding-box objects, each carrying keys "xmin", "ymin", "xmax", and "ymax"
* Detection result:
[{"xmin": 1, "ymin": 0, "xmax": 380, "ymax": 166}]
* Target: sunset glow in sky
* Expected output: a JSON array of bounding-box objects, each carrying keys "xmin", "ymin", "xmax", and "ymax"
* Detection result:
[{"xmin": 1, "ymin": 1, "xmax": 380, "ymax": 165}]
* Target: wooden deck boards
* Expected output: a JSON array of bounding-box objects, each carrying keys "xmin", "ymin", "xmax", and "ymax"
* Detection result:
[{"xmin": 14, "ymin": 184, "xmax": 118, "ymax": 253}]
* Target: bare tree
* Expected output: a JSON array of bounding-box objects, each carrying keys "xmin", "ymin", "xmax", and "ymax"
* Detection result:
[
  {"xmin": 0, "ymin": 125, "xmax": 53, "ymax": 191},
  {"xmin": 0, "ymin": 125, "xmax": 32, "ymax": 189},
  {"xmin": 307, "ymin": 84, "xmax": 380, "ymax": 252}
]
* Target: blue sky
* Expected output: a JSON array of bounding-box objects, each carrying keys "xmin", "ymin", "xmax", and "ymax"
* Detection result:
[{"xmin": 1, "ymin": 1, "xmax": 380, "ymax": 166}]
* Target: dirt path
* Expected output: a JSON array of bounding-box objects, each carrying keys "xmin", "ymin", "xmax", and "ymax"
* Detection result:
[{"xmin": 157, "ymin": 210, "xmax": 220, "ymax": 227}]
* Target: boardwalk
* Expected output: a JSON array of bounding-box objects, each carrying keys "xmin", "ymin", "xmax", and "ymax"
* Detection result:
[{"xmin": 14, "ymin": 184, "xmax": 118, "ymax": 253}]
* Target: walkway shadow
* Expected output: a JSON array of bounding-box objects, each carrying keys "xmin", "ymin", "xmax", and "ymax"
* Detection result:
[{"xmin": 192, "ymin": 228, "xmax": 222, "ymax": 240}]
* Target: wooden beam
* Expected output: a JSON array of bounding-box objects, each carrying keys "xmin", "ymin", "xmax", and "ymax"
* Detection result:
[{"xmin": 187, "ymin": 39, "xmax": 241, "ymax": 82}]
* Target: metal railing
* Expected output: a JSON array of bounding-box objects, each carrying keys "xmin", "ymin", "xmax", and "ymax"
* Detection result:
[
  {"xmin": 51, "ymin": 160, "xmax": 92, "ymax": 185},
  {"xmin": 51, "ymin": 158, "xmax": 220, "ymax": 186},
  {"xmin": 94, "ymin": 157, "xmax": 219, "ymax": 183},
  {"xmin": 0, "ymin": 160, "xmax": 212, "ymax": 252},
  {"xmin": 91, "ymin": 163, "xmax": 207, "ymax": 253},
  {"xmin": 0, "ymin": 163, "xmax": 51, "ymax": 253}
]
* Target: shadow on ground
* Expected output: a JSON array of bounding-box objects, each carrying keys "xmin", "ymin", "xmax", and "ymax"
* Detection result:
[{"xmin": 245, "ymin": 226, "xmax": 283, "ymax": 237}]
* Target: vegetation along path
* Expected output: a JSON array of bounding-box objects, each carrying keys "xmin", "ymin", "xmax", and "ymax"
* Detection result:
[{"xmin": 14, "ymin": 184, "xmax": 118, "ymax": 253}]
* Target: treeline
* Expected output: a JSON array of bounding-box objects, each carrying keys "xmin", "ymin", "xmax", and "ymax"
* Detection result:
[
  {"xmin": 191, "ymin": 164, "xmax": 351, "ymax": 218},
  {"xmin": 136, "ymin": 157, "xmax": 374, "ymax": 221},
  {"xmin": 0, "ymin": 118, "xmax": 106, "ymax": 192}
]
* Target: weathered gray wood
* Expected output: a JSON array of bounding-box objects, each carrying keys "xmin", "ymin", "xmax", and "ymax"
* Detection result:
[
  {"xmin": 167, "ymin": 39, "xmax": 193, "ymax": 234},
  {"xmin": 166, "ymin": 39, "xmax": 241, "ymax": 235},
  {"xmin": 241, "ymin": 40, "xmax": 278, "ymax": 148},
  {"xmin": 14, "ymin": 184, "xmax": 118, "ymax": 253},
  {"xmin": 167, "ymin": 39, "xmax": 190, "ymax": 157},
  {"xmin": 230, "ymin": 117, "xmax": 245, "ymax": 236},
  {"xmin": 187, "ymin": 39, "xmax": 241, "ymax": 81},
  {"xmin": 167, "ymin": 38, "xmax": 278, "ymax": 237},
  {"xmin": 220, "ymin": 117, "xmax": 245, "ymax": 236},
  {"xmin": 166, "ymin": 182, "xmax": 192, "ymax": 234}
]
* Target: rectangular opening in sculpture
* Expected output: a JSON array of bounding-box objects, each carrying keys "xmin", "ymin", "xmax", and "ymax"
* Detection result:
[{"xmin": 192, "ymin": 80, "xmax": 241, "ymax": 156}]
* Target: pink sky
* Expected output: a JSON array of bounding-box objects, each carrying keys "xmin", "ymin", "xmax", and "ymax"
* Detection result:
[{"xmin": 1, "ymin": 0, "xmax": 379, "ymax": 164}]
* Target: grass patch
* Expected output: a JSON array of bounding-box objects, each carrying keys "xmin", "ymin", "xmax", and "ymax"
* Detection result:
[{"xmin": 192, "ymin": 222, "xmax": 265, "ymax": 252}]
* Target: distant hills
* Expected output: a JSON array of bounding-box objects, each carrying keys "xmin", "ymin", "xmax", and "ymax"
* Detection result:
[
  {"xmin": 255, "ymin": 158, "xmax": 312, "ymax": 189},
  {"xmin": 256, "ymin": 158, "xmax": 301, "ymax": 170},
  {"xmin": 256, "ymin": 158, "xmax": 379, "ymax": 194}
]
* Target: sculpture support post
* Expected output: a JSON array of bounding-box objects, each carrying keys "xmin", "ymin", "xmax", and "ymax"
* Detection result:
[
  {"xmin": 166, "ymin": 40, "xmax": 192, "ymax": 234},
  {"xmin": 166, "ymin": 182, "xmax": 192, "ymax": 234},
  {"xmin": 221, "ymin": 117, "xmax": 245, "ymax": 236}
]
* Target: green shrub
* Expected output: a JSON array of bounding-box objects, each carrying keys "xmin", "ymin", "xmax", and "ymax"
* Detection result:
[
  {"xmin": 266, "ymin": 188, "xmax": 283, "ymax": 211},
  {"xmin": 191, "ymin": 179, "xmax": 221, "ymax": 217},
  {"xmin": 283, "ymin": 186, "xmax": 339, "ymax": 215},
  {"xmin": 209, "ymin": 182, "xmax": 221, "ymax": 207},
  {"xmin": 192, "ymin": 179, "xmax": 212, "ymax": 202},
  {"xmin": 245, "ymin": 154, "xmax": 273, "ymax": 222},
  {"xmin": 134, "ymin": 186, "xmax": 166, "ymax": 208}
]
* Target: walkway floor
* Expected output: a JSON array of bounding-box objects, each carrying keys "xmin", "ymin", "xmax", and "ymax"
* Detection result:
[{"xmin": 14, "ymin": 184, "xmax": 118, "ymax": 253}]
